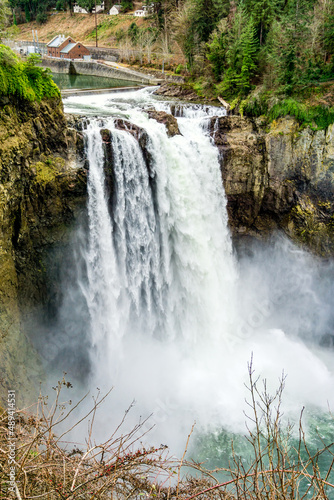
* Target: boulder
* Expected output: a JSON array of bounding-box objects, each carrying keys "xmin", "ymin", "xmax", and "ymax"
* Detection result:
[{"xmin": 146, "ymin": 109, "xmax": 181, "ymax": 137}]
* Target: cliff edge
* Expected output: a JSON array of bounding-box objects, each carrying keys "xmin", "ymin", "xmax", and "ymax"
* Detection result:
[{"xmin": 0, "ymin": 96, "xmax": 86, "ymax": 405}]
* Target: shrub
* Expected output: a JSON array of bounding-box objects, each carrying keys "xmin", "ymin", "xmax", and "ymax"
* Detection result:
[
  {"xmin": 1, "ymin": 363, "xmax": 334, "ymax": 498},
  {"xmin": 36, "ymin": 12, "xmax": 48, "ymax": 24},
  {"xmin": 175, "ymin": 64, "xmax": 184, "ymax": 74},
  {"xmin": 0, "ymin": 46, "xmax": 60, "ymax": 102},
  {"xmin": 269, "ymin": 99, "xmax": 334, "ymax": 130}
]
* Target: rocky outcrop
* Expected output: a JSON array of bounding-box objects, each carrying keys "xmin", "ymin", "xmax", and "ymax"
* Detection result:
[
  {"xmin": 95, "ymin": 110, "xmax": 334, "ymax": 257},
  {"xmin": 0, "ymin": 97, "xmax": 86, "ymax": 405},
  {"xmin": 212, "ymin": 115, "xmax": 334, "ymax": 256},
  {"xmin": 110, "ymin": 119, "xmax": 155, "ymax": 176},
  {"xmin": 154, "ymin": 83, "xmax": 201, "ymax": 101},
  {"xmin": 145, "ymin": 110, "xmax": 181, "ymax": 137},
  {"xmin": 113, "ymin": 118, "xmax": 147, "ymax": 141}
]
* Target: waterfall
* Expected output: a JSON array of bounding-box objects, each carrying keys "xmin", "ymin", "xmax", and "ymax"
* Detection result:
[
  {"xmin": 82, "ymin": 104, "xmax": 238, "ymax": 369},
  {"xmin": 60, "ymin": 89, "xmax": 334, "ymax": 453}
]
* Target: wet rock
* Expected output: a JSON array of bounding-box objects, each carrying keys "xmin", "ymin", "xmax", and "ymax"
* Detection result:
[
  {"xmin": 320, "ymin": 333, "xmax": 334, "ymax": 348},
  {"xmin": 214, "ymin": 115, "xmax": 334, "ymax": 256},
  {"xmin": 154, "ymin": 83, "xmax": 200, "ymax": 101},
  {"xmin": 113, "ymin": 119, "xmax": 154, "ymax": 175},
  {"xmin": 100, "ymin": 128, "xmax": 111, "ymax": 143},
  {"xmin": 114, "ymin": 118, "xmax": 146, "ymax": 140},
  {"xmin": 0, "ymin": 96, "xmax": 87, "ymax": 405},
  {"xmin": 146, "ymin": 110, "xmax": 181, "ymax": 137}
]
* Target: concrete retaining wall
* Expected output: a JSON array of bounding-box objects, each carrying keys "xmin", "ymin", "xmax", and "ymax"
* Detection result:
[{"xmin": 41, "ymin": 57, "xmax": 154, "ymax": 83}]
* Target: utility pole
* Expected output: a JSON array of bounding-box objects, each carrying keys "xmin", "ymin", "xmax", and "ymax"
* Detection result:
[
  {"xmin": 95, "ymin": 0, "xmax": 98, "ymax": 47},
  {"xmin": 35, "ymin": 31, "xmax": 39, "ymax": 54}
]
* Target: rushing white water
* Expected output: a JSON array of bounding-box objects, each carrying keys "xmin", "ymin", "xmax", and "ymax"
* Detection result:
[{"xmin": 59, "ymin": 88, "xmax": 334, "ymax": 455}]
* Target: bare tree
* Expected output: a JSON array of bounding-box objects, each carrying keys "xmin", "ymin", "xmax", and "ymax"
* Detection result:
[
  {"xmin": 1, "ymin": 366, "xmax": 334, "ymax": 499},
  {"xmin": 0, "ymin": 0, "xmax": 10, "ymax": 39}
]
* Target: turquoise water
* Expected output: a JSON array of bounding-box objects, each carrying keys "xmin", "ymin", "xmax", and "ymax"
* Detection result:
[
  {"xmin": 191, "ymin": 408, "xmax": 334, "ymax": 498},
  {"xmin": 51, "ymin": 72, "xmax": 139, "ymax": 90}
]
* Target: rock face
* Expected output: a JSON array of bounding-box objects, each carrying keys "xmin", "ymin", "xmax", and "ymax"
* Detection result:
[
  {"xmin": 95, "ymin": 111, "xmax": 334, "ymax": 257},
  {"xmin": 0, "ymin": 97, "xmax": 86, "ymax": 405},
  {"xmin": 145, "ymin": 110, "xmax": 181, "ymax": 137},
  {"xmin": 154, "ymin": 83, "xmax": 200, "ymax": 101},
  {"xmin": 212, "ymin": 115, "xmax": 334, "ymax": 256},
  {"xmin": 111, "ymin": 119, "xmax": 155, "ymax": 176}
]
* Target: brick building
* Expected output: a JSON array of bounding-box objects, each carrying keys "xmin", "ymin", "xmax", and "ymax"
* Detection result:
[
  {"xmin": 47, "ymin": 35, "xmax": 90, "ymax": 60},
  {"xmin": 60, "ymin": 42, "xmax": 90, "ymax": 60},
  {"xmin": 47, "ymin": 35, "xmax": 75, "ymax": 57}
]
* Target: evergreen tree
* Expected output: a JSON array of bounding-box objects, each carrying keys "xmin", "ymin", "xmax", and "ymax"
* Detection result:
[
  {"xmin": 177, "ymin": 0, "xmax": 230, "ymax": 68},
  {"xmin": 24, "ymin": 2, "xmax": 30, "ymax": 20},
  {"xmin": 237, "ymin": 18, "xmax": 258, "ymax": 92},
  {"xmin": 191, "ymin": 0, "xmax": 230, "ymax": 44},
  {"xmin": 242, "ymin": 0, "xmax": 276, "ymax": 45},
  {"xmin": 206, "ymin": 21, "xmax": 228, "ymax": 80},
  {"xmin": 8, "ymin": 0, "xmax": 57, "ymax": 21},
  {"xmin": 323, "ymin": 14, "xmax": 334, "ymax": 58}
]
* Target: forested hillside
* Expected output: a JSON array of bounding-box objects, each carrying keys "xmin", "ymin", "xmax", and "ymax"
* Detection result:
[{"xmin": 181, "ymin": 0, "xmax": 334, "ymax": 125}]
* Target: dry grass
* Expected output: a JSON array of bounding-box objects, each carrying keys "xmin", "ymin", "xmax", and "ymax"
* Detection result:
[
  {"xmin": 1, "ymin": 362, "xmax": 334, "ymax": 499},
  {"xmin": 12, "ymin": 12, "xmax": 148, "ymax": 48}
]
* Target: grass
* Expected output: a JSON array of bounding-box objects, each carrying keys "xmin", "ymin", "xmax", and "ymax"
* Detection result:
[
  {"xmin": 268, "ymin": 99, "xmax": 334, "ymax": 130},
  {"xmin": 235, "ymin": 90, "xmax": 334, "ymax": 130}
]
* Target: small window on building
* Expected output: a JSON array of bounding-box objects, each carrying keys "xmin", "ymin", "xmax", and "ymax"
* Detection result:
[{"xmin": 78, "ymin": 45, "xmax": 80, "ymax": 47}]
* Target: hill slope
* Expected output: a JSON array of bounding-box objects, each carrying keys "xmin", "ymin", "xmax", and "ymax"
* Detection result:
[{"xmin": 12, "ymin": 11, "xmax": 150, "ymax": 48}]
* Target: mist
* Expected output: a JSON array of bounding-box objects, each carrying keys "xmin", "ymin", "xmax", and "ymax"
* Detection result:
[{"xmin": 26, "ymin": 89, "xmax": 334, "ymax": 460}]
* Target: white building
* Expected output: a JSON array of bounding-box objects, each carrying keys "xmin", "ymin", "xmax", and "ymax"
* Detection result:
[
  {"xmin": 73, "ymin": 2, "xmax": 104, "ymax": 13},
  {"xmin": 73, "ymin": 5, "xmax": 88, "ymax": 14},
  {"xmin": 93, "ymin": 2, "xmax": 105, "ymax": 12},
  {"xmin": 109, "ymin": 4, "xmax": 122, "ymax": 14},
  {"xmin": 73, "ymin": 4, "xmax": 88, "ymax": 13},
  {"xmin": 134, "ymin": 9, "xmax": 147, "ymax": 16}
]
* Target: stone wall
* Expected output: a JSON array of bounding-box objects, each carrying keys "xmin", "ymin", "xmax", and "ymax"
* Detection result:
[{"xmin": 88, "ymin": 46, "xmax": 119, "ymax": 61}]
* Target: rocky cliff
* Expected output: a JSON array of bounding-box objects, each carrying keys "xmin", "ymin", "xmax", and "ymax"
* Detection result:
[
  {"xmin": 0, "ymin": 96, "xmax": 86, "ymax": 405},
  {"xmin": 211, "ymin": 115, "xmax": 334, "ymax": 256}
]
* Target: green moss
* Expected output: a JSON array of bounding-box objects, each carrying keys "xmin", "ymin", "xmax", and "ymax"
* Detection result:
[
  {"xmin": 31, "ymin": 157, "xmax": 65, "ymax": 186},
  {"xmin": 289, "ymin": 200, "xmax": 334, "ymax": 256}
]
